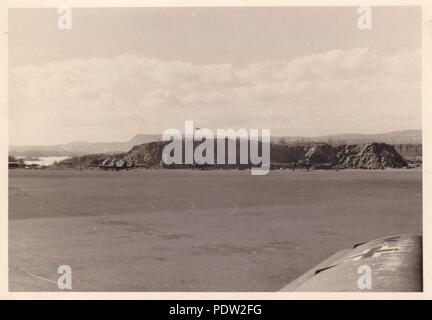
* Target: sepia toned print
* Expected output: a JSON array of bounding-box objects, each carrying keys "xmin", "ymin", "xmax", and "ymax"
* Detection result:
[{"xmin": 8, "ymin": 6, "xmax": 422, "ymax": 292}]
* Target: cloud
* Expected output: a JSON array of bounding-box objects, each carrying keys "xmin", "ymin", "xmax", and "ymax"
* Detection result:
[{"xmin": 9, "ymin": 48, "xmax": 421, "ymax": 145}]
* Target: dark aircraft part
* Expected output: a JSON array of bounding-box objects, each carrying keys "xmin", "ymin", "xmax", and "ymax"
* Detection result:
[{"xmin": 280, "ymin": 234, "xmax": 422, "ymax": 292}]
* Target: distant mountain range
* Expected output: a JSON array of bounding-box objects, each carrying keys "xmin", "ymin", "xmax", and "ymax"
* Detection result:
[
  {"xmin": 10, "ymin": 134, "xmax": 161, "ymax": 157},
  {"xmin": 10, "ymin": 130, "xmax": 421, "ymax": 158},
  {"xmin": 272, "ymin": 129, "xmax": 422, "ymax": 145}
]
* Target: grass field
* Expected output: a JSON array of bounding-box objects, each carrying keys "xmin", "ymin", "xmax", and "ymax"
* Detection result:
[{"xmin": 9, "ymin": 168, "xmax": 422, "ymax": 291}]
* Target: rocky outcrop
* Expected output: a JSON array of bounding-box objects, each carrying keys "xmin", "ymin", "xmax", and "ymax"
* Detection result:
[
  {"xmin": 57, "ymin": 141, "xmax": 408, "ymax": 170},
  {"xmin": 305, "ymin": 144, "xmax": 337, "ymax": 164},
  {"xmin": 335, "ymin": 143, "xmax": 407, "ymax": 169},
  {"xmin": 120, "ymin": 141, "xmax": 169, "ymax": 167}
]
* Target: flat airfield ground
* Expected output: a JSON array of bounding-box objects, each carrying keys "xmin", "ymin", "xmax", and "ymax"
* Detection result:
[{"xmin": 9, "ymin": 168, "xmax": 422, "ymax": 291}]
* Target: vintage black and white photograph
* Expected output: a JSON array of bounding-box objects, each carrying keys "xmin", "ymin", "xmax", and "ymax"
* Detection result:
[{"xmin": 7, "ymin": 6, "xmax": 423, "ymax": 292}]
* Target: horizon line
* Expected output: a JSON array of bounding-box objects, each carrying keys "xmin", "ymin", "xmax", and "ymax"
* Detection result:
[{"xmin": 9, "ymin": 128, "xmax": 422, "ymax": 147}]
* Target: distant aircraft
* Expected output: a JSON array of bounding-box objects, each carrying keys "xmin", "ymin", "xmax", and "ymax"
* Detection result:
[{"xmin": 98, "ymin": 159, "xmax": 130, "ymax": 171}]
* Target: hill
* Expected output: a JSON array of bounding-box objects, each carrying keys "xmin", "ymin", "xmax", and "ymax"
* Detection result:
[{"xmin": 56, "ymin": 140, "xmax": 409, "ymax": 170}]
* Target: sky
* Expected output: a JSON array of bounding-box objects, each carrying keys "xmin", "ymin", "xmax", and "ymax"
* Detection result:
[{"xmin": 8, "ymin": 7, "xmax": 422, "ymax": 145}]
